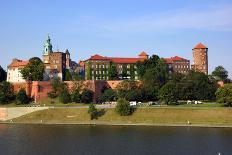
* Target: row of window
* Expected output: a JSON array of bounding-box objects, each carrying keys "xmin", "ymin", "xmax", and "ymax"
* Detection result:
[
  {"xmin": 174, "ymin": 65, "xmax": 189, "ymax": 69},
  {"xmin": 91, "ymin": 70, "xmax": 138, "ymax": 75}
]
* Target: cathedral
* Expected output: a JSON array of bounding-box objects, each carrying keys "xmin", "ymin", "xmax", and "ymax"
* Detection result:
[{"xmin": 42, "ymin": 35, "xmax": 74, "ymax": 80}]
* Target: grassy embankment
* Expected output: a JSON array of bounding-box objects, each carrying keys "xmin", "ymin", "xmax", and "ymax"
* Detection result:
[{"xmin": 10, "ymin": 106, "xmax": 232, "ymax": 127}]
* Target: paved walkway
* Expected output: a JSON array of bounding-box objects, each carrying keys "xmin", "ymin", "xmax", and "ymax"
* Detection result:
[{"xmin": 0, "ymin": 107, "xmax": 49, "ymax": 121}]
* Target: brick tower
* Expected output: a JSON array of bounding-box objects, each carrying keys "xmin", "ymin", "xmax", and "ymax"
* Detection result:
[{"xmin": 191, "ymin": 43, "xmax": 208, "ymax": 74}]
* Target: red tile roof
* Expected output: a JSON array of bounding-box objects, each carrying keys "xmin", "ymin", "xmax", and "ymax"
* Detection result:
[
  {"xmin": 8, "ymin": 59, "xmax": 28, "ymax": 68},
  {"xmin": 194, "ymin": 43, "xmax": 207, "ymax": 49},
  {"xmin": 139, "ymin": 51, "xmax": 148, "ymax": 56},
  {"xmin": 110, "ymin": 57, "xmax": 143, "ymax": 63},
  {"xmin": 164, "ymin": 56, "xmax": 189, "ymax": 64},
  {"xmin": 87, "ymin": 54, "xmax": 145, "ymax": 63},
  {"xmin": 89, "ymin": 54, "xmax": 110, "ymax": 60}
]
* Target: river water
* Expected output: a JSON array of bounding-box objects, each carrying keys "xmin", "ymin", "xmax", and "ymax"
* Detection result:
[{"xmin": 0, "ymin": 124, "xmax": 231, "ymax": 155}]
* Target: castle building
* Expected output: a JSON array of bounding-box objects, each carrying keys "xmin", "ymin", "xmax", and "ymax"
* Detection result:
[
  {"xmin": 42, "ymin": 35, "xmax": 72, "ymax": 80},
  {"xmin": 191, "ymin": 43, "xmax": 208, "ymax": 74},
  {"xmin": 164, "ymin": 56, "xmax": 190, "ymax": 74},
  {"xmin": 84, "ymin": 52, "xmax": 149, "ymax": 80},
  {"xmin": 7, "ymin": 59, "xmax": 28, "ymax": 83}
]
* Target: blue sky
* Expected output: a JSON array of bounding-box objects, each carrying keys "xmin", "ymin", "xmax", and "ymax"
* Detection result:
[{"xmin": 0, "ymin": 0, "xmax": 232, "ymax": 77}]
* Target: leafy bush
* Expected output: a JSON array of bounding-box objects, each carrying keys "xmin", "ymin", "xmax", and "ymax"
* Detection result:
[
  {"xmin": 59, "ymin": 89, "xmax": 71, "ymax": 104},
  {"xmin": 115, "ymin": 98, "xmax": 131, "ymax": 116},
  {"xmin": 71, "ymin": 90, "xmax": 81, "ymax": 103},
  {"xmin": 216, "ymin": 84, "xmax": 232, "ymax": 106},
  {"xmin": 99, "ymin": 89, "xmax": 117, "ymax": 103},
  {"xmin": 81, "ymin": 89, "xmax": 94, "ymax": 103},
  {"xmin": 0, "ymin": 81, "xmax": 15, "ymax": 104},
  {"xmin": 159, "ymin": 82, "xmax": 178, "ymax": 105},
  {"xmin": 16, "ymin": 88, "xmax": 29, "ymax": 104}
]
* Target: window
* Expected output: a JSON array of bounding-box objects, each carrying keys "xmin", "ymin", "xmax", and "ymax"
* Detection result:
[
  {"xmin": 92, "ymin": 71, "xmax": 94, "ymax": 74},
  {"xmin": 102, "ymin": 65, "xmax": 105, "ymax": 68},
  {"xmin": 127, "ymin": 71, "xmax": 130, "ymax": 74},
  {"xmin": 134, "ymin": 71, "xmax": 137, "ymax": 74},
  {"xmin": 127, "ymin": 65, "xmax": 130, "ymax": 69},
  {"xmin": 91, "ymin": 65, "xmax": 94, "ymax": 69},
  {"xmin": 96, "ymin": 65, "xmax": 98, "ymax": 68},
  {"xmin": 106, "ymin": 65, "xmax": 108, "ymax": 68},
  {"xmin": 103, "ymin": 71, "xmax": 105, "ymax": 74},
  {"xmin": 134, "ymin": 65, "xmax": 137, "ymax": 69},
  {"xmin": 119, "ymin": 65, "xmax": 122, "ymax": 69},
  {"xmin": 95, "ymin": 71, "xmax": 98, "ymax": 74}
]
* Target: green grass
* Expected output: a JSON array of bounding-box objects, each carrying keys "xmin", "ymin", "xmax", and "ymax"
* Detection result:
[
  {"xmin": 38, "ymin": 97, "xmax": 89, "ymax": 107},
  {"xmin": 10, "ymin": 107, "xmax": 232, "ymax": 126}
]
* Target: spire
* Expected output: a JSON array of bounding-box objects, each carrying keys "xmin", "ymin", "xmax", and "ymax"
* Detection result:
[{"xmin": 43, "ymin": 34, "xmax": 53, "ymax": 55}]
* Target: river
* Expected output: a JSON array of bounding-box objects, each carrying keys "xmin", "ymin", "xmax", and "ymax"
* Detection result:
[{"xmin": 0, "ymin": 124, "xmax": 231, "ymax": 155}]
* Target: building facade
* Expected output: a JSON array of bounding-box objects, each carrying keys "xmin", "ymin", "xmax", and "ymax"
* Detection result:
[
  {"xmin": 42, "ymin": 35, "xmax": 72, "ymax": 80},
  {"xmin": 84, "ymin": 52, "xmax": 149, "ymax": 80},
  {"xmin": 7, "ymin": 59, "xmax": 28, "ymax": 83},
  {"xmin": 191, "ymin": 43, "xmax": 208, "ymax": 74},
  {"xmin": 164, "ymin": 56, "xmax": 190, "ymax": 74}
]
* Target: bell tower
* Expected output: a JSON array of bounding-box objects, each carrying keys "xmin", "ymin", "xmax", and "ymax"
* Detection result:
[
  {"xmin": 192, "ymin": 43, "xmax": 208, "ymax": 74},
  {"xmin": 43, "ymin": 35, "xmax": 53, "ymax": 64}
]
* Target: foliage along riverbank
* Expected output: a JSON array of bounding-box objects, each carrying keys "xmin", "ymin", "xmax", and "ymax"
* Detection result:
[{"xmin": 5, "ymin": 107, "xmax": 232, "ymax": 127}]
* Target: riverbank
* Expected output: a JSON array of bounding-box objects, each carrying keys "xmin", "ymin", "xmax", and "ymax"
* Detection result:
[{"xmin": 2, "ymin": 107, "xmax": 232, "ymax": 127}]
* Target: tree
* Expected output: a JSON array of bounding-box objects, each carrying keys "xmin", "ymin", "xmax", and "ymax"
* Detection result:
[
  {"xmin": 108, "ymin": 64, "xmax": 118, "ymax": 80},
  {"xmin": 20, "ymin": 57, "xmax": 44, "ymax": 81},
  {"xmin": 50, "ymin": 78, "xmax": 66, "ymax": 96},
  {"xmin": 88, "ymin": 103, "xmax": 98, "ymax": 120},
  {"xmin": 216, "ymin": 84, "xmax": 232, "ymax": 106},
  {"xmin": 81, "ymin": 89, "xmax": 94, "ymax": 103},
  {"xmin": 59, "ymin": 88, "xmax": 71, "ymax": 104},
  {"xmin": 0, "ymin": 66, "xmax": 6, "ymax": 82},
  {"xmin": 64, "ymin": 69, "xmax": 72, "ymax": 81},
  {"xmin": 16, "ymin": 88, "xmax": 29, "ymax": 104},
  {"xmin": 115, "ymin": 98, "xmax": 131, "ymax": 116},
  {"xmin": 0, "ymin": 81, "xmax": 15, "ymax": 104},
  {"xmin": 71, "ymin": 90, "xmax": 81, "ymax": 103},
  {"xmin": 159, "ymin": 82, "xmax": 178, "ymax": 105},
  {"xmin": 99, "ymin": 89, "xmax": 117, "ymax": 103},
  {"xmin": 212, "ymin": 66, "xmax": 229, "ymax": 82},
  {"xmin": 137, "ymin": 55, "xmax": 169, "ymax": 101}
]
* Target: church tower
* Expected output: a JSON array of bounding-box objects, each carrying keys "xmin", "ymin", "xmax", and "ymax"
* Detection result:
[
  {"xmin": 191, "ymin": 43, "xmax": 208, "ymax": 74},
  {"xmin": 43, "ymin": 35, "xmax": 53, "ymax": 63}
]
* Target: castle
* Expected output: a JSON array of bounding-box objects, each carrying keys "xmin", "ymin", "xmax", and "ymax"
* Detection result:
[{"xmin": 7, "ymin": 36, "xmax": 208, "ymax": 83}]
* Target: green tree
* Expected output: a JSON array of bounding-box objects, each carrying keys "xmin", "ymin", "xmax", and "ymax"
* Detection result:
[
  {"xmin": 59, "ymin": 88, "xmax": 71, "ymax": 104},
  {"xmin": 16, "ymin": 88, "xmax": 29, "ymax": 104},
  {"xmin": 81, "ymin": 89, "xmax": 94, "ymax": 103},
  {"xmin": 99, "ymin": 89, "xmax": 117, "ymax": 103},
  {"xmin": 0, "ymin": 81, "xmax": 15, "ymax": 104},
  {"xmin": 0, "ymin": 66, "xmax": 6, "ymax": 82},
  {"xmin": 115, "ymin": 98, "xmax": 131, "ymax": 116},
  {"xmin": 20, "ymin": 57, "xmax": 44, "ymax": 81},
  {"xmin": 108, "ymin": 64, "xmax": 118, "ymax": 80},
  {"xmin": 50, "ymin": 78, "xmax": 66, "ymax": 96},
  {"xmin": 64, "ymin": 69, "xmax": 72, "ymax": 81},
  {"xmin": 71, "ymin": 90, "xmax": 81, "ymax": 103},
  {"xmin": 216, "ymin": 84, "xmax": 232, "ymax": 106},
  {"xmin": 85, "ymin": 61, "xmax": 92, "ymax": 80},
  {"xmin": 159, "ymin": 82, "xmax": 178, "ymax": 105},
  {"xmin": 88, "ymin": 103, "xmax": 98, "ymax": 120},
  {"xmin": 212, "ymin": 66, "xmax": 229, "ymax": 82}
]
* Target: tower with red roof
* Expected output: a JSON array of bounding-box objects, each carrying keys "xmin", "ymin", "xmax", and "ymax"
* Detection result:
[{"xmin": 192, "ymin": 43, "xmax": 208, "ymax": 74}]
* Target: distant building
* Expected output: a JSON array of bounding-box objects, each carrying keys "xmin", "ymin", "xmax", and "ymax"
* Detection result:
[
  {"xmin": 164, "ymin": 56, "xmax": 190, "ymax": 74},
  {"xmin": 84, "ymin": 52, "xmax": 149, "ymax": 80},
  {"xmin": 191, "ymin": 43, "xmax": 208, "ymax": 74},
  {"xmin": 7, "ymin": 59, "xmax": 28, "ymax": 83},
  {"xmin": 42, "ymin": 35, "xmax": 72, "ymax": 80}
]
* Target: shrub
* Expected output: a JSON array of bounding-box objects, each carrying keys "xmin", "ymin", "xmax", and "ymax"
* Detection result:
[
  {"xmin": 47, "ymin": 91, "xmax": 57, "ymax": 99},
  {"xmin": 216, "ymin": 84, "xmax": 232, "ymax": 106},
  {"xmin": 115, "ymin": 98, "xmax": 131, "ymax": 116},
  {"xmin": 88, "ymin": 103, "xmax": 98, "ymax": 120},
  {"xmin": 16, "ymin": 88, "xmax": 29, "ymax": 104},
  {"xmin": 159, "ymin": 82, "xmax": 178, "ymax": 105},
  {"xmin": 59, "ymin": 89, "xmax": 71, "ymax": 104},
  {"xmin": 81, "ymin": 89, "xmax": 94, "ymax": 103},
  {"xmin": 0, "ymin": 81, "xmax": 15, "ymax": 104},
  {"xmin": 71, "ymin": 90, "xmax": 81, "ymax": 103}
]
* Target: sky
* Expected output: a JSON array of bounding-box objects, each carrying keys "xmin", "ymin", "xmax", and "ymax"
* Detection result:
[{"xmin": 0, "ymin": 0, "xmax": 232, "ymax": 77}]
